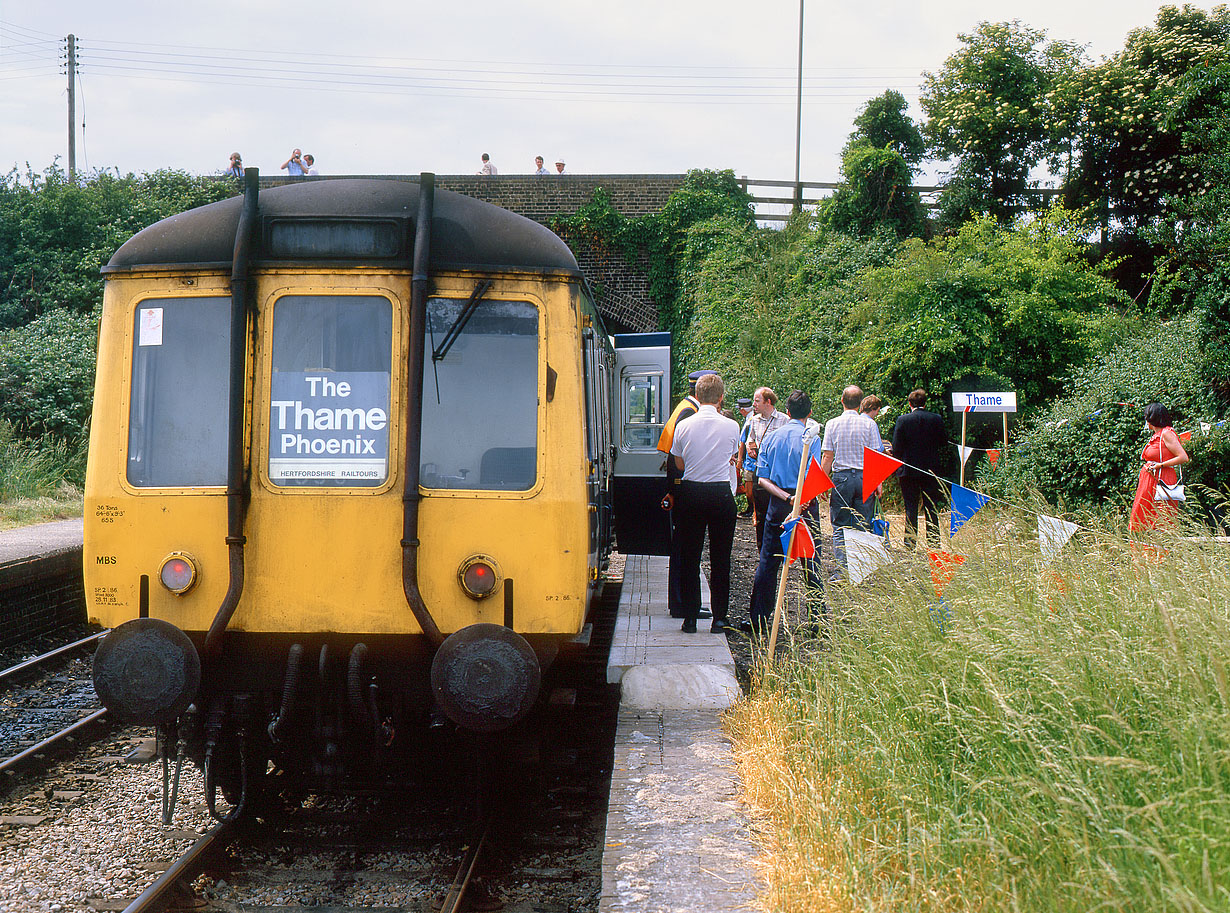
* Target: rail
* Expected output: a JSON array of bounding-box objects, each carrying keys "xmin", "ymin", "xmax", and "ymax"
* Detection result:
[
  {"xmin": 739, "ymin": 176, "xmax": 1067, "ymax": 222},
  {"xmin": 0, "ymin": 708, "xmax": 109, "ymax": 774},
  {"xmin": 120, "ymin": 821, "xmax": 233, "ymax": 913},
  {"xmin": 0, "ymin": 630, "xmax": 107, "ymax": 689}
]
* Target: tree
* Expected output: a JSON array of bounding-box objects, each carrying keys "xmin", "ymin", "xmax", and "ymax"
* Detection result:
[
  {"xmin": 921, "ymin": 21, "xmax": 1082, "ymax": 225},
  {"xmin": 850, "ymin": 90, "xmax": 926, "ymax": 165},
  {"xmin": 1055, "ymin": 5, "xmax": 1230, "ymax": 233},
  {"xmin": 839, "ymin": 210, "xmax": 1128, "ymax": 409},
  {"xmin": 825, "ymin": 91, "xmax": 927, "ymax": 239},
  {"xmin": 825, "ymin": 145, "xmax": 925, "ymax": 239}
]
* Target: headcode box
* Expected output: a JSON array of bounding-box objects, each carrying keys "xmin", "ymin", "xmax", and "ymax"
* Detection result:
[{"xmin": 952, "ymin": 391, "xmax": 1017, "ymax": 413}]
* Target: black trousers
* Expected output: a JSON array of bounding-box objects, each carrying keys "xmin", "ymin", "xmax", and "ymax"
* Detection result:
[
  {"xmin": 900, "ymin": 474, "xmax": 942, "ymax": 549},
  {"xmin": 752, "ymin": 483, "xmax": 772, "ymax": 549},
  {"xmin": 675, "ymin": 481, "xmax": 736, "ymax": 623}
]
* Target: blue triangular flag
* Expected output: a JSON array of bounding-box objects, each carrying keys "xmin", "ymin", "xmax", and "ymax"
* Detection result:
[{"xmin": 950, "ymin": 484, "xmax": 991, "ymax": 537}]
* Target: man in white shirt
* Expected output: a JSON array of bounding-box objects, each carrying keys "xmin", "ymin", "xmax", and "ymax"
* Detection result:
[
  {"xmin": 819, "ymin": 385, "xmax": 885, "ymax": 579},
  {"xmin": 478, "ymin": 153, "xmax": 498, "ymax": 175},
  {"xmin": 740, "ymin": 387, "xmax": 789, "ymax": 549},
  {"xmin": 669, "ymin": 373, "xmax": 740, "ymax": 633}
]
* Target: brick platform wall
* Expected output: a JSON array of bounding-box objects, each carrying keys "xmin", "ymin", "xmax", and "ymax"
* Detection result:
[
  {"xmin": 259, "ymin": 174, "xmax": 686, "ymax": 332},
  {"xmin": 0, "ymin": 549, "xmax": 88, "ymax": 650}
]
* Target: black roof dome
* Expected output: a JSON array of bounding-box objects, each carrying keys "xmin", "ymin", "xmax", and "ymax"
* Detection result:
[{"xmin": 106, "ymin": 179, "xmax": 578, "ymax": 273}]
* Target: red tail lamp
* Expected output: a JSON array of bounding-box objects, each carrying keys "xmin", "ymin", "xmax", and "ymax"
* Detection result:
[
  {"xmin": 159, "ymin": 552, "xmax": 198, "ymax": 595},
  {"xmin": 458, "ymin": 555, "xmax": 501, "ymax": 600}
]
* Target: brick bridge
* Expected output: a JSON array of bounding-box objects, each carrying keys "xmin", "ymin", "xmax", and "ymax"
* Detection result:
[{"xmin": 262, "ymin": 174, "xmax": 687, "ymax": 333}]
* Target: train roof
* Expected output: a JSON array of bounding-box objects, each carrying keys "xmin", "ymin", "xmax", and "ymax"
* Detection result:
[{"xmin": 105, "ymin": 178, "xmax": 580, "ymax": 273}]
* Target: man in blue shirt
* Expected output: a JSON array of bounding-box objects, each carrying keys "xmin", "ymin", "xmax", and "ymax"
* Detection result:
[{"xmin": 747, "ymin": 390, "xmax": 815, "ymax": 636}]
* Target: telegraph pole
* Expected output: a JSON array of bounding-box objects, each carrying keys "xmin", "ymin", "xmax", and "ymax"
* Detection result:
[
  {"xmin": 793, "ymin": 2, "xmax": 803, "ymax": 213},
  {"xmin": 67, "ymin": 34, "xmax": 77, "ymax": 182}
]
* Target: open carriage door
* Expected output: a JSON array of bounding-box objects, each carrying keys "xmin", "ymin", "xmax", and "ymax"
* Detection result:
[{"xmin": 611, "ymin": 333, "xmax": 672, "ymax": 555}]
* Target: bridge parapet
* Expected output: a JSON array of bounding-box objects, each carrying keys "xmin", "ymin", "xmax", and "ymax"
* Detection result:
[{"xmin": 257, "ymin": 174, "xmax": 685, "ymax": 332}]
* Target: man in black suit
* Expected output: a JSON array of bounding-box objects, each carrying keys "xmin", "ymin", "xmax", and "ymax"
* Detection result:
[{"xmin": 891, "ymin": 389, "xmax": 949, "ymax": 550}]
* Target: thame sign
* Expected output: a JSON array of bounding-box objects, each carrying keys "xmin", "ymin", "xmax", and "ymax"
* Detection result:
[{"xmin": 952, "ymin": 391, "xmax": 1018, "ymax": 413}]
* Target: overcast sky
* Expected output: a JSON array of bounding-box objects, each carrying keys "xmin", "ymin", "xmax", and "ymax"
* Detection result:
[{"xmin": 0, "ymin": 1, "xmax": 1208, "ymax": 184}]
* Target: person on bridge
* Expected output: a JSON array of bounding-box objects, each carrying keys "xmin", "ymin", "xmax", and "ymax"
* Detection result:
[
  {"xmin": 533, "ymin": 155, "xmax": 550, "ymax": 175},
  {"xmin": 478, "ymin": 153, "xmax": 498, "ymax": 175},
  {"xmin": 669, "ymin": 373, "xmax": 740, "ymax": 634},
  {"xmin": 554, "ymin": 157, "xmax": 566, "ymax": 174}
]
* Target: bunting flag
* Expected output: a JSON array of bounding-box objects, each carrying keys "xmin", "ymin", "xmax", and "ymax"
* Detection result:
[
  {"xmin": 986, "ymin": 449, "xmax": 1000, "ymax": 468},
  {"xmin": 1038, "ymin": 515, "xmax": 1079, "ymax": 562},
  {"xmin": 863, "ymin": 448, "xmax": 904, "ymax": 502},
  {"xmin": 927, "ymin": 550, "xmax": 966, "ymax": 599},
  {"xmin": 930, "ymin": 598, "xmax": 954, "ymax": 634},
  {"xmin": 845, "ymin": 528, "xmax": 890, "ymax": 585},
  {"xmin": 1202, "ymin": 421, "xmax": 1212, "ymax": 434},
  {"xmin": 1179, "ymin": 430, "xmax": 1192, "ymax": 443},
  {"xmin": 780, "ymin": 516, "xmax": 816, "ymax": 564},
  {"xmin": 1044, "ymin": 570, "xmax": 1070, "ymax": 614},
  {"xmin": 799, "ymin": 455, "xmax": 834, "ymax": 504},
  {"xmin": 957, "ymin": 445, "xmax": 976, "ymax": 466},
  {"xmin": 950, "ymin": 484, "xmax": 991, "ymax": 537}
]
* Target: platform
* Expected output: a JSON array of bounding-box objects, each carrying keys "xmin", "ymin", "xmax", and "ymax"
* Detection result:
[
  {"xmin": 600, "ymin": 555, "xmax": 757, "ymax": 913},
  {"xmin": 0, "ymin": 518, "xmax": 84, "ymax": 567}
]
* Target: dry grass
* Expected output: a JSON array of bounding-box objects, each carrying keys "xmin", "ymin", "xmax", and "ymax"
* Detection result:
[{"xmin": 726, "ymin": 507, "xmax": 1230, "ymax": 912}]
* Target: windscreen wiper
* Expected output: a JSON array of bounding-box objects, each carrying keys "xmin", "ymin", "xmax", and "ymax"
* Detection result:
[{"xmin": 432, "ymin": 279, "xmax": 492, "ymax": 362}]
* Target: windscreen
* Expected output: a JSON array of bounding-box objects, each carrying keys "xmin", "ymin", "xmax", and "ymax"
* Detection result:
[
  {"xmin": 127, "ymin": 297, "xmax": 230, "ymax": 487},
  {"xmin": 267, "ymin": 295, "xmax": 393, "ymax": 488},
  {"xmin": 420, "ymin": 297, "xmax": 539, "ymax": 490}
]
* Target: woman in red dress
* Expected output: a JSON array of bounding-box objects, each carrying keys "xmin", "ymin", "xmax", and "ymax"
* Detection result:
[{"xmin": 1129, "ymin": 402, "xmax": 1190, "ymax": 531}]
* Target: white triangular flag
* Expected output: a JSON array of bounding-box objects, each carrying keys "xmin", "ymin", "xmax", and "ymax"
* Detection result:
[
  {"xmin": 1201, "ymin": 421, "xmax": 1211, "ymax": 434},
  {"xmin": 1038, "ymin": 514, "xmax": 1078, "ymax": 562},
  {"xmin": 845, "ymin": 528, "xmax": 891, "ymax": 585},
  {"xmin": 957, "ymin": 445, "xmax": 975, "ymax": 466}
]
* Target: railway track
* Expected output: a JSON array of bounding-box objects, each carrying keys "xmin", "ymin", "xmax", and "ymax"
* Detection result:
[
  {"xmin": 0, "ymin": 630, "xmax": 111, "ymax": 778},
  {"xmin": 109, "ymin": 569, "xmax": 624, "ymax": 912}
]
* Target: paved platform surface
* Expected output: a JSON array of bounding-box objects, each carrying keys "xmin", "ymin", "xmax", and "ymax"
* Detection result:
[
  {"xmin": 601, "ymin": 555, "xmax": 757, "ymax": 913},
  {"xmin": 0, "ymin": 518, "xmax": 83, "ymax": 567}
]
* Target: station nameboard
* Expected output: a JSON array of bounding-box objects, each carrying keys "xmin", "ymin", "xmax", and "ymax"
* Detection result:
[{"xmin": 952, "ymin": 391, "xmax": 1017, "ymax": 413}]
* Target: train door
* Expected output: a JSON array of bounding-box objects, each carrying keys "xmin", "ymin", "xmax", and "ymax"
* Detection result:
[{"xmin": 611, "ymin": 333, "xmax": 671, "ymax": 556}]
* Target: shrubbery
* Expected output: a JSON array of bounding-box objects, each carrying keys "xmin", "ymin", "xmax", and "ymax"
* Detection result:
[{"xmin": 977, "ymin": 313, "xmax": 1227, "ymax": 516}]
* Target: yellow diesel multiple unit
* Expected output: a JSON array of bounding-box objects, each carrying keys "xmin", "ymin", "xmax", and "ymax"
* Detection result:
[{"xmin": 87, "ymin": 175, "xmax": 620, "ymax": 813}]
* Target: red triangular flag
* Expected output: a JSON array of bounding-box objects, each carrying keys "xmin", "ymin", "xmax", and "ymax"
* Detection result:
[
  {"xmin": 863, "ymin": 447, "xmax": 903, "ymax": 503},
  {"xmin": 783, "ymin": 517, "xmax": 816, "ymax": 564},
  {"xmin": 986, "ymin": 449, "xmax": 1000, "ymax": 468},
  {"xmin": 799, "ymin": 455, "xmax": 833, "ymax": 504},
  {"xmin": 1179, "ymin": 430, "xmax": 1192, "ymax": 443},
  {"xmin": 927, "ymin": 550, "xmax": 966, "ymax": 599}
]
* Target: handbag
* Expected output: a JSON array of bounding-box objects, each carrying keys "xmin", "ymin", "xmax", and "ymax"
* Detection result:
[
  {"xmin": 1151, "ymin": 436, "xmax": 1186, "ymax": 502},
  {"xmin": 871, "ymin": 515, "xmax": 891, "ymax": 542},
  {"xmin": 1153, "ymin": 469, "xmax": 1185, "ymax": 502}
]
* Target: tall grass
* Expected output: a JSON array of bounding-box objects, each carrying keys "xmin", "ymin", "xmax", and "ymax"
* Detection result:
[
  {"xmin": 728, "ymin": 511, "xmax": 1230, "ymax": 912},
  {"xmin": 0, "ymin": 420, "xmax": 84, "ymax": 527}
]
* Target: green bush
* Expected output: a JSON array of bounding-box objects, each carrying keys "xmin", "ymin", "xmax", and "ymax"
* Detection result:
[
  {"xmin": 0, "ymin": 308, "xmax": 99, "ymax": 443},
  {"xmin": 679, "ymin": 215, "xmax": 899, "ymax": 404},
  {"xmin": 0, "ymin": 165, "xmax": 236, "ymax": 328},
  {"xmin": 978, "ymin": 313, "xmax": 1224, "ymax": 513},
  {"xmin": 841, "ymin": 209, "xmax": 1129, "ymax": 411}
]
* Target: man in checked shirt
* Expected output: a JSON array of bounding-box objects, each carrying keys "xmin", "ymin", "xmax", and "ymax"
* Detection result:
[{"xmin": 818, "ymin": 385, "xmax": 884, "ymax": 580}]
